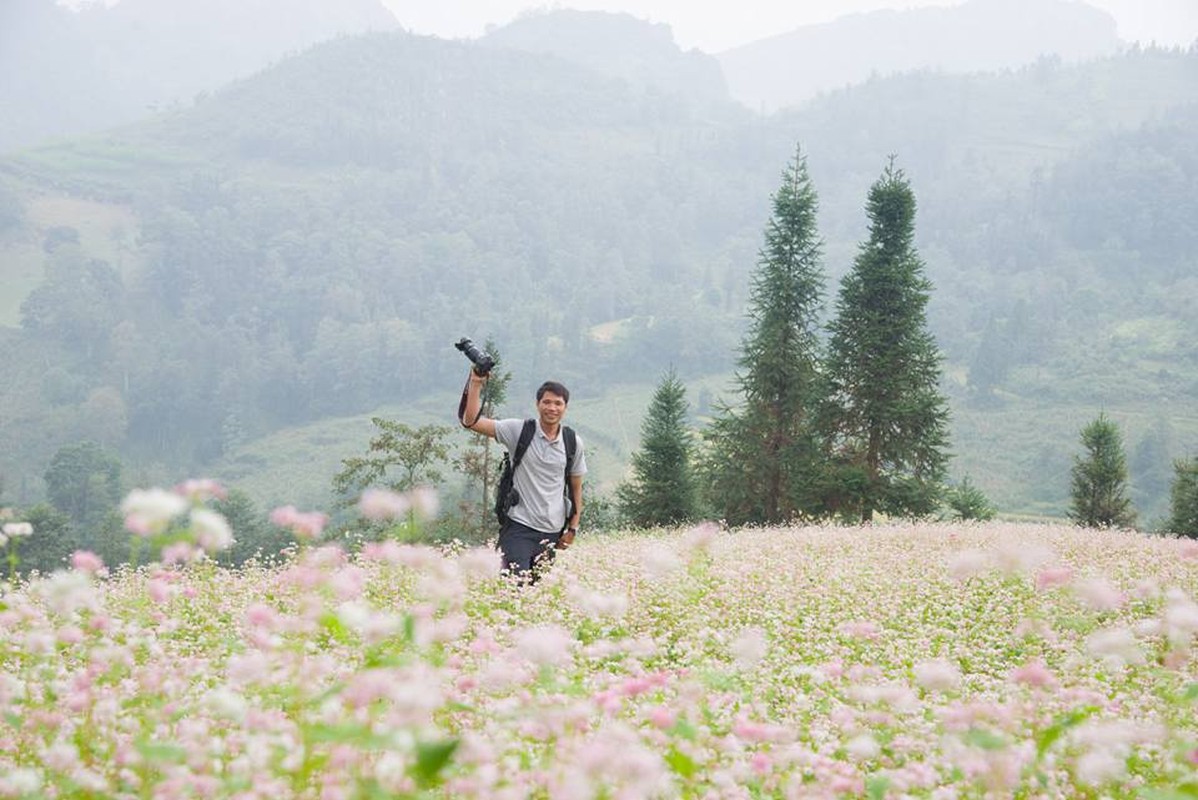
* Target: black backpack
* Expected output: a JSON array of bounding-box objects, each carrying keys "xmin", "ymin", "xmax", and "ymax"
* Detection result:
[{"xmin": 495, "ymin": 420, "xmax": 577, "ymax": 527}]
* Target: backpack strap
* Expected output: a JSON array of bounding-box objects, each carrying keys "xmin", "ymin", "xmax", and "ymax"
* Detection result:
[
  {"xmin": 511, "ymin": 419, "xmax": 537, "ymax": 470},
  {"xmin": 562, "ymin": 426, "xmax": 577, "ymax": 476},
  {"xmin": 561, "ymin": 426, "xmax": 578, "ymax": 529}
]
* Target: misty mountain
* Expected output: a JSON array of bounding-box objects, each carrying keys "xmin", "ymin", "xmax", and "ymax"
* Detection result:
[
  {"xmin": 0, "ymin": 0, "xmax": 398, "ymax": 153},
  {"xmin": 0, "ymin": 24, "xmax": 1195, "ymax": 520},
  {"xmin": 479, "ymin": 9, "xmax": 729, "ymax": 105},
  {"xmin": 717, "ymin": 0, "xmax": 1120, "ymax": 111}
]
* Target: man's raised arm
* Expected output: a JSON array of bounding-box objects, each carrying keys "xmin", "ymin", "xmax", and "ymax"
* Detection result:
[{"xmin": 460, "ymin": 370, "xmax": 497, "ymax": 439}]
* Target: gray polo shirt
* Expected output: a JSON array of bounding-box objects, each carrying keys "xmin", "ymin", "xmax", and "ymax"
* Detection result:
[{"xmin": 495, "ymin": 418, "xmax": 587, "ymax": 534}]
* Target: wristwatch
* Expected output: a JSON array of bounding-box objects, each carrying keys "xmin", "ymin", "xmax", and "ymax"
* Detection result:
[{"xmin": 567, "ymin": 526, "xmax": 578, "ymax": 535}]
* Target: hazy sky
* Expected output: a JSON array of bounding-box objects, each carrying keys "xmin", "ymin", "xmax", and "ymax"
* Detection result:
[{"xmin": 381, "ymin": 0, "xmax": 1198, "ymax": 52}]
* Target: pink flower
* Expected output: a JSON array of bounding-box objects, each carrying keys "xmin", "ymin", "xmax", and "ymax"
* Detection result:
[
  {"xmin": 270, "ymin": 505, "xmax": 328, "ymax": 540},
  {"xmin": 1010, "ymin": 659, "xmax": 1055, "ymax": 688},
  {"xmin": 1035, "ymin": 566, "xmax": 1074, "ymax": 590},
  {"xmin": 913, "ymin": 659, "xmax": 961, "ymax": 692},
  {"xmin": 174, "ymin": 478, "xmax": 227, "ymax": 502},
  {"xmin": 512, "ymin": 625, "xmax": 574, "ymax": 667},
  {"xmin": 358, "ymin": 488, "xmax": 410, "ymax": 521},
  {"xmin": 648, "ymin": 706, "xmax": 676, "ymax": 729},
  {"xmin": 1074, "ymin": 578, "xmax": 1126, "ymax": 612},
  {"xmin": 1181, "ymin": 540, "xmax": 1198, "ymax": 560},
  {"xmin": 839, "ymin": 620, "xmax": 881, "ymax": 641},
  {"xmin": 70, "ymin": 550, "xmax": 107, "ymax": 576}
]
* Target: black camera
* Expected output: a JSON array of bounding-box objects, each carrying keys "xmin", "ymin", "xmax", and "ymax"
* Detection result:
[{"xmin": 454, "ymin": 337, "xmax": 495, "ymax": 376}]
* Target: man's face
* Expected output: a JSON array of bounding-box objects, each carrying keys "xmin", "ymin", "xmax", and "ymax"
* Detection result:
[{"xmin": 537, "ymin": 391, "xmax": 567, "ymax": 427}]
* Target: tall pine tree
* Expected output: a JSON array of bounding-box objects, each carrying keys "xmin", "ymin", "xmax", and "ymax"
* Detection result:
[
  {"xmin": 1167, "ymin": 456, "xmax": 1198, "ymax": 538},
  {"xmin": 821, "ymin": 158, "xmax": 950, "ymax": 521},
  {"xmin": 618, "ymin": 367, "xmax": 698, "ymax": 528},
  {"xmin": 701, "ymin": 147, "xmax": 826, "ymax": 526},
  {"xmin": 1069, "ymin": 413, "xmax": 1136, "ymax": 529}
]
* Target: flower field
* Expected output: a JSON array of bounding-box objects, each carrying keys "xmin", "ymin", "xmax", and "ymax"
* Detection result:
[{"xmin": 2, "ymin": 512, "xmax": 1197, "ymax": 798}]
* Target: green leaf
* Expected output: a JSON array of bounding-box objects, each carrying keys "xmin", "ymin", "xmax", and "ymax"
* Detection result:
[
  {"xmin": 866, "ymin": 775, "xmax": 891, "ymax": 800},
  {"xmin": 136, "ymin": 740, "xmax": 187, "ymax": 763},
  {"xmin": 665, "ymin": 746, "xmax": 699, "ymax": 778},
  {"xmin": 669, "ymin": 718, "xmax": 699, "ymax": 741},
  {"xmin": 412, "ymin": 738, "xmax": 458, "ymax": 787},
  {"xmin": 1035, "ymin": 707, "xmax": 1097, "ymax": 759},
  {"xmin": 1181, "ymin": 683, "xmax": 1198, "ymax": 703},
  {"xmin": 1138, "ymin": 786, "xmax": 1198, "ymax": 800},
  {"xmin": 319, "ymin": 612, "xmax": 352, "ymax": 644},
  {"xmin": 964, "ymin": 728, "xmax": 1007, "ymax": 750}
]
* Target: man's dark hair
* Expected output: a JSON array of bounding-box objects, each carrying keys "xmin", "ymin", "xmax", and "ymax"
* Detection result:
[{"xmin": 536, "ymin": 381, "xmax": 570, "ymax": 404}]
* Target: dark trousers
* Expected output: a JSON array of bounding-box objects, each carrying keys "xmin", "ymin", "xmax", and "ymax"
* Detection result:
[{"xmin": 497, "ymin": 519, "xmax": 560, "ymax": 582}]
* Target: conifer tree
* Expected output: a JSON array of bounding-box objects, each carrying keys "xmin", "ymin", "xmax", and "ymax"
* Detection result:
[
  {"xmin": 1068, "ymin": 413, "xmax": 1136, "ymax": 529},
  {"xmin": 1167, "ymin": 456, "xmax": 1198, "ymax": 538},
  {"xmin": 821, "ymin": 158, "xmax": 950, "ymax": 521},
  {"xmin": 700, "ymin": 147, "xmax": 826, "ymax": 525},
  {"xmin": 618, "ymin": 367, "xmax": 698, "ymax": 528}
]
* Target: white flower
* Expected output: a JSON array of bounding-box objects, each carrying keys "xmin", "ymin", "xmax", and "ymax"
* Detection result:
[
  {"xmin": 1, "ymin": 521, "xmax": 33, "ymax": 538},
  {"xmin": 408, "ymin": 486, "xmax": 440, "ymax": 520},
  {"xmin": 121, "ymin": 488, "xmax": 188, "ymax": 536},
  {"xmin": 190, "ymin": 508, "xmax": 234, "ymax": 552},
  {"xmin": 359, "ymin": 488, "xmax": 410, "ymax": 521},
  {"xmin": 845, "ymin": 733, "xmax": 881, "ymax": 761},
  {"xmin": 730, "ymin": 626, "xmax": 769, "ymax": 669},
  {"xmin": 1085, "ymin": 626, "xmax": 1144, "ymax": 667},
  {"xmin": 914, "ymin": 659, "xmax": 962, "ymax": 692},
  {"xmin": 512, "ymin": 625, "xmax": 574, "ymax": 667}
]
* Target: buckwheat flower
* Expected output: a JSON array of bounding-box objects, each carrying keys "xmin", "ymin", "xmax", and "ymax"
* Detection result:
[
  {"xmin": 1075, "ymin": 749, "xmax": 1127, "ymax": 786},
  {"xmin": 1074, "ymin": 577, "xmax": 1125, "ymax": 612},
  {"xmin": 1035, "ymin": 565, "xmax": 1073, "ymax": 590},
  {"xmin": 914, "ymin": 659, "xmax": 961, "ymax": 692},
  {"xmin": 512, "ymin": 624, "xmax": 574, "ymax": 667},
  {"xmin": 839, "ymin": 620, "xmax": 881, "ymax": 641},
  {"xmin": 1181, "ymin": 540, "xmax": 1198, "ymax": 560},
  {"xmin": 34, "ymin": 570, "xmax": 100, "ymax": 615},
  {"xmin": 205, "ymin": 687, "xmax": 248, "ymax": 721},
  {"xmin": 1010, "ymin": 659, "xmax": 1055, "ymax": 688},
  {"xmin": 458, "ymin": 546, "xmax": 500, "ymax": 580},
  {"xmin": 845, "ymin": 733, "xmax": 880, "ymax": 761},
  {"xmin": 730, "ymin": 626, "xmax": 768, "ymax": 669},
  {"xmin": 70, "ymin": 550, "xmax": 107, "ymax": 576},
  {"xmin": 270, "ymin": 505, "xmax": 328, "ymax": 540},
  {"xmin": 948, "ymin": 549, "xmax": 992, "ymax": 580},
  {"xmin": 642, "ymin": 543, "xmax": 683, "ymax": 579},
  {"xmin": 190, "ymin": 508, "xmax": 233, "ymax": 552},
  {"xmin": 161, "ymin": 541, "xmax": 200, "ymax": 566},
  {"xmin": 175, "ymin": 478, "xmax": 227, "ymax": 502},
  {"xmin": 408, "ymin": 486, "xmax": 439, "ymax": 520},
  {"xmin": 3, "ymin": 768, "xmax": 41, "ymax": 795},
  {"xmin": 681, "ymin": 521, "xmax": 719, "ymax": 554},
  {"xmin": 1, "ymin": 521, "xmax": 32, "ymax": 538},
  {"xmin": 121, "ymin": 488, "xmax": 188, "ymax": 536},
  {"xmin": 358, "ymin": 488, "xmax": 410, "ymax": 521},
  {"xmin": 1163, "ymin": 592, "xmax": 1198, "ymax": 646},
  {"xmin": 1085, "ymin": 626, "xmax": 1144, "ymax": 667}
]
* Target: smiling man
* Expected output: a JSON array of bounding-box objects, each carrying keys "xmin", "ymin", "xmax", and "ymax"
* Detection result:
[{"xmin": 460, "ymin": 373, "xmax": 587, "ymax": 581}]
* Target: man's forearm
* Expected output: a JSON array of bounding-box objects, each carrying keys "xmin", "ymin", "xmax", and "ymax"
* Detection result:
[{"xmin": 461, "ymin": 372, "xmax": 486, "ymax": 425}]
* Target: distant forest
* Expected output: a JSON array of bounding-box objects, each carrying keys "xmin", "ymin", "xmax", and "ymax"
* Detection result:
[{"xmin": 0, "ymin": 28, "xmax": 1196, "ymax": 524}]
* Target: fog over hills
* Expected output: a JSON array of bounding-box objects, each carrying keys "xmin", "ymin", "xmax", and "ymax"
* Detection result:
[
  {"xmin": 1, "ymin": 0, "xmax": 1146, "ymax": 152},
  {"xmin": 0, "ymin": 0, "xmax": 398, "ymax": 152},
  {"xmin": 717, "ymin": 0, "xmax": 1121, "ymax": 111}
]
